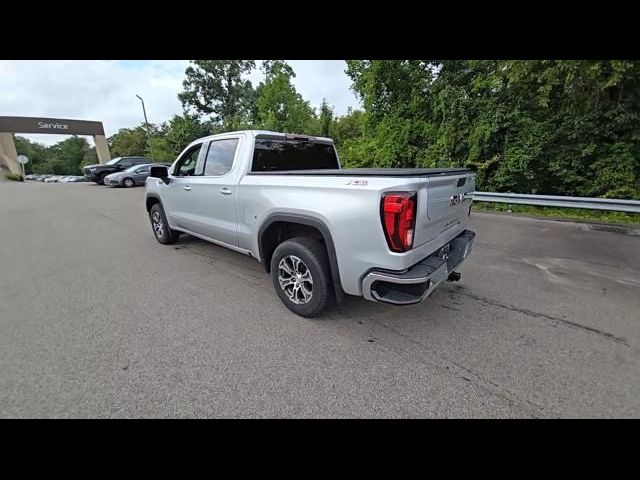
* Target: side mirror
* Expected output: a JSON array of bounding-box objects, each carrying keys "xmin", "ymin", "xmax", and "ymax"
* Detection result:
[{"xmin": 150, "ymin": 165, "xmax": 170, "ymax": 184}]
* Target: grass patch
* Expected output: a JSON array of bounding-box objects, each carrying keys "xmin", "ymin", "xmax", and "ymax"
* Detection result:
[{"xmin": 473, "ymin": 202, "xmax": 640, "ymax": 226}]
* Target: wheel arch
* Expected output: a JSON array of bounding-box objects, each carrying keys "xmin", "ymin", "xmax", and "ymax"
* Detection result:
[
  {"xmin": 258, "ymin": 213, "xmax": 343, "ymax": 299},
  {"xmin": 145, "ymin": 194, "xmax": 162, "ymax": 212}
]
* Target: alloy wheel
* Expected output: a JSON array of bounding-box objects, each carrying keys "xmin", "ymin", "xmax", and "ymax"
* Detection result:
[
  {"xmin": 277, "ymin": 255, "xmax": 313, "ymax": 304},
  {"xmin": 151, "ymin": 211, "xmax": 164, "ymax": 238}
]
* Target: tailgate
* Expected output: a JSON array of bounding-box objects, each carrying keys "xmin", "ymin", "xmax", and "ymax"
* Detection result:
[{"xmin": 413, "ymin": 171, "xmax": 475, "ymax": 248}]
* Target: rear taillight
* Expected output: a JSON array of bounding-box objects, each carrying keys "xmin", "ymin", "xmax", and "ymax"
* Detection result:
[{"xmin": 380, "ymin": 192, "xmax": 417, "ymax": 252}]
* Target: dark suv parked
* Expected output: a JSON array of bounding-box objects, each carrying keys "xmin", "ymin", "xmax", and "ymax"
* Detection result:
[{"xmin": 83, "ymin": 156, "xmax": 151, "ymax": 185}]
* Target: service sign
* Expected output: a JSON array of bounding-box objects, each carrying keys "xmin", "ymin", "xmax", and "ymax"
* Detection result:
[{"xmin": 0, "ymin": 116, "xmax": 105, "ymax": 136}]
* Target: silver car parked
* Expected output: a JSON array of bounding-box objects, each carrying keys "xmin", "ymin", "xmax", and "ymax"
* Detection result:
[{"xmin": 104, "ymin": 163, "xmax": 170, "ymax": 188}]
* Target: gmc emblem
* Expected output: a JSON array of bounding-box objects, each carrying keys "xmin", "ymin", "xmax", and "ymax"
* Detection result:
[{"xmin": 450, "ymin": 193, "xmax": 464, "ymax": 206}]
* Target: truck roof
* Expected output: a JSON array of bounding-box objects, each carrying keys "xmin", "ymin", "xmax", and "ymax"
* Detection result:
[{"xmin": 197, "ymin": 130, "xmax": 334, "ymax": 144}]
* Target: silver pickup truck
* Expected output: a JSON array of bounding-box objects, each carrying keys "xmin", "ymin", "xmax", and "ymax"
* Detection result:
[{"xmin": 145, "ymin": 130, "xmax": 476, "ymax": 317}]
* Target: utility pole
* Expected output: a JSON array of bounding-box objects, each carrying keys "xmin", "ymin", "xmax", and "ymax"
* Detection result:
[{"xmin": 136, "ymin": 94, "xmax": 155, "ymax": 161}]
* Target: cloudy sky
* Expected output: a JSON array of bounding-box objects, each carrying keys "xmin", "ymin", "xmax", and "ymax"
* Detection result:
[{"xmin": 0, "ymin": 60, "xmax": 361, "ymax": 146}]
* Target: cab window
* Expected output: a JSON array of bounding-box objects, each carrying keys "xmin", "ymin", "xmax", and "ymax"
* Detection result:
[
  {"xmin": 174, "ymin": 144, "xmax": 203, "ymax": 176},
  {"xmin": 203, "ymin": 138, "xmax": 239, "ymax": 176}
]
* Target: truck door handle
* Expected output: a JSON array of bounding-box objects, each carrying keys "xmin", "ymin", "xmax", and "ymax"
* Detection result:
[
  {"xmin": 183, "ymin": 185, "xmax": 192, "ymax": 191},
  {"xmin": 220, "ymin": 188, "xmax": 232, "ymax": 195}
]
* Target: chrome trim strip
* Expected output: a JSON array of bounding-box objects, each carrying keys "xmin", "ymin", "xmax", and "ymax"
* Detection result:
[{"xmin": 362, "ymin": 263, "xmax": 448, "ymax": 304}]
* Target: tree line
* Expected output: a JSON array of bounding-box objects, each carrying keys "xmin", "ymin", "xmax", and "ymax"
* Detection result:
[{"xmin": 16, "ymin": 60, "xmax": 640, "ymax": 199}]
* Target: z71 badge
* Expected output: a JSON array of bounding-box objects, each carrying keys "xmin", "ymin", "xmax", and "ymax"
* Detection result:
[{"xmin": 346, "ymin": 180, "xmax": 368, "ymax": 186}]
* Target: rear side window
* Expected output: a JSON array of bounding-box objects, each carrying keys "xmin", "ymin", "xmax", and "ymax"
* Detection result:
[
  {"xmin": 203, "ymin": 139, "xmax": 239, "ymax": 176},
  {"xmin": 251, "ymin": 139, "xmax": 339, "ymax": 172}
]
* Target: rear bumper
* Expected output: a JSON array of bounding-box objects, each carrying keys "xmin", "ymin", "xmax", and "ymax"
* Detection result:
[{"xmin": 361, "ymin": 229, "xmax": 475, "ymax": 305}]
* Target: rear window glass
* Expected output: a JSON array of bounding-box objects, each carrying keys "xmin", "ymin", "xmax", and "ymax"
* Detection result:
[{"xmin": 251, "ymin": 139, "xmax": 339, "ymax": 172}]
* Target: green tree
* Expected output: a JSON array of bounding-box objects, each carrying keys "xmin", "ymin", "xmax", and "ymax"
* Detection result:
[
  {"xmin": 147, "ymin": 113, "xmax": 215, "ymax": 162},
  {"xmin": 108, "ymin": 126, "xmax": 149, "ymax": 157},
  {"xmin": 81, "ymin": 146, "xmax": 98, "ymax": 169},
  {"xmin": 146, "ymin": 134, "xmax": 175, "ymax": 163},
  {"xmin": 313, "ymin": 98, "xmax": 334, "ymax": 137},
  {"xmin": 333, "ymin": 108, "xmax": 365, "ymax": 145},
  {"xmin": 345, "ymin": 60, "xmax": 441, "ymax": 168},
  {"xmin": 255, "ymin": 60, "xmax": 315, "ymax": 133},
  {"xmin": 331, "ymin": 108, "xmax": 367, "ymax": 165},
  {"xmin": 164, "ymin": 113, "xmax": 213, "ymax": 155},
  {"xmin": 14, "ymin": 136, "xmax": 49, "ymax": 173},
  {"xmin": 495, "ymin": 60, "xmax": 640, "ymax": 198},
  {"xmin": 179, "ymin": 60, "xmax": 256, "ymax": 129},
  {"xmin": 48, "ymin": 136, "xmax": 93, "ymax": 174},
  {"xmin": 344, "ymin": 60, "xmax": 640, "ymax": 198}
]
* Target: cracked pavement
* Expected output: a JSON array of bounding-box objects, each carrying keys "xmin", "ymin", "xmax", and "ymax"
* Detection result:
[{"xmin": 1, "ymin": 181, "xmax": 639, "ymax": 417}]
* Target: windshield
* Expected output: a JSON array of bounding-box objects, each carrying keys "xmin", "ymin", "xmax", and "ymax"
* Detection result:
[
  {"xmin": 125, "ymin": 164, "xmax": 146, "ymax": 172},
  {"xmin": 106, "ymin": 157, "xmax": 122, "ymax": 165}
]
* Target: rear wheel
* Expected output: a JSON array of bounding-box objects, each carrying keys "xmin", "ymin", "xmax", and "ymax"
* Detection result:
[
  {"xmin": 270, "ymin": 237, "xmax": 331, "ymax": 317},
  {"xmin": 149, "ymin": 203, "xmax": 180, "ymax": 244},
  {"xmin": 123, "ymin": 177, "xmax": 135, "ymax": 188}
]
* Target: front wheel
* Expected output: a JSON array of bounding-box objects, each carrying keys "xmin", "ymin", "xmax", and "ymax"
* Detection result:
[
  {"xmin": 149, "ymin": 203, "xmax": 180, "ymax": 244},
  {"xmin": 123, "ymin": 177, "xmax": 135, "ymax": 188},
  {"xmin": 270, "ymin": 237, "xmax": 331, "ymax": 317}
]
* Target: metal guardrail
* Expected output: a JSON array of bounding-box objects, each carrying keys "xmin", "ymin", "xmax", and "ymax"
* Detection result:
[{"xmin": 473, "ymin": 192, "xmax": 640, "ymax": 213}]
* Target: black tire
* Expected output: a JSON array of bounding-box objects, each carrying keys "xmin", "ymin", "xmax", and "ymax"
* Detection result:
[
  {"xmin": 97, "ymin": 173, "xmax": 108, "ymax": 185},
  {"xmin": 270, "ymin": 236, "xmax": 331, "ymax": 317},
  {"xmin": 123, "ymin": 177, "xmax": 135, "ymax": 188},
  {"xmin": 149, "ymin": 203, "xmax": 180, "ymax": 244}
]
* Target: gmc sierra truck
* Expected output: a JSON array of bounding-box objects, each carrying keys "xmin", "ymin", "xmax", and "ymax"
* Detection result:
[{"xmin": 145, "ymin": 130, "xmax": 476, "ymax": 317}]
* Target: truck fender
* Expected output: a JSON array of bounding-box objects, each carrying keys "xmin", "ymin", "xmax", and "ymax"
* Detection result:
[
  {"xmin": 145, "ymin": 194, "xmax": 162, "ymax": 212},
  {"xmin": 258, "ymin": 213, "xmax": 343, "ymax": 300}
]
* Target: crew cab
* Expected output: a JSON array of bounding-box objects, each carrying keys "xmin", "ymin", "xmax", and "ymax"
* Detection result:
[
  {"xmin": 84, "ymin": 156, "xmax": 151, "ymax": 184},
  {"xmin": 145, "ymin": 130, "xmax": 476, "ymax": 317}
]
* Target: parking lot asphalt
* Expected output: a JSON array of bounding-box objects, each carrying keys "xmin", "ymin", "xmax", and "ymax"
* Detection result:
[{"xmin": 1, "ymin": 180, "xmax": 639, "ymax": 418}]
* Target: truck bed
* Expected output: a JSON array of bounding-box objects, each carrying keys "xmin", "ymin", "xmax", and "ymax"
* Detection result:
[{"xmin": 246, "ymin": 168, "xmax": 471, "ymax": 177}]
